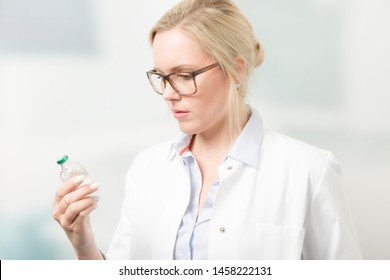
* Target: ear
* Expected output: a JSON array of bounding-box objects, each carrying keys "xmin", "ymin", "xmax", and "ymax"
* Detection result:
[{"xmin": 234, "ymin": 55, "xmax": 248, "ymax": 84}]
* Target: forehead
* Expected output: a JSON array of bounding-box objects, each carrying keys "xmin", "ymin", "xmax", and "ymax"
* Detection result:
[{"xmin": 152, "ymin": 28, "xmax": 211, "ymax": 71}]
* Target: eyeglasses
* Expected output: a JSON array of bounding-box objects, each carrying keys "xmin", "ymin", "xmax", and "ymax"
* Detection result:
[{"xmin": 146, "ymin": 62, "xmax": 220, "ymax": 96}]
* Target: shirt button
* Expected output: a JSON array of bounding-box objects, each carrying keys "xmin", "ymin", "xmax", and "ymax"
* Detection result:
[
  {"xmin": 227, "ymin": 166, "xmax": 233, "ymax": 170},
  {"xmin": 183, "ymin": 160, "xmax": 187, "ymax": 166},
  {"xmin": 220, "ymin": 227, "xmax": 226, "ymax": 233}
]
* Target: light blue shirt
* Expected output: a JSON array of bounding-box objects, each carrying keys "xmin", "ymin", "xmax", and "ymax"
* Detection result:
[{"xmin": 172, "ymin": 109, "xmax": 263, "ymax": 259}]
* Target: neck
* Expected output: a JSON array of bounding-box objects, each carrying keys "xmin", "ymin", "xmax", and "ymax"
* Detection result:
[{"xmin": 191, "ymin": 110, "xmax": 250, "ymax": 160}]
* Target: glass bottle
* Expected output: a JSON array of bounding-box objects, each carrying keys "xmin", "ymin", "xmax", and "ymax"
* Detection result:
[{"xmin": 56, "ymin": 155, "xmax": 93, "ymax": 185}]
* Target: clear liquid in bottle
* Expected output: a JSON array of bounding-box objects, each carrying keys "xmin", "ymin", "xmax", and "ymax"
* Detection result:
[{"xmin": 57, "ymin": 155, "xmax": 93, "ymax": 185}]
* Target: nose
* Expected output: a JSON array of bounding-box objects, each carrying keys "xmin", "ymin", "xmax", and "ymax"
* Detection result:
[{"xmin": 162, "ymin": 82, "xmax": 181, "ymax": 101}]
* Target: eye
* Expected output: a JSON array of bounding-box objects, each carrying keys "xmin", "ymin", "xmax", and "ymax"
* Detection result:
[{"xmin": 176, "ymin": 73, "xmax": 193, "ymax": 81}]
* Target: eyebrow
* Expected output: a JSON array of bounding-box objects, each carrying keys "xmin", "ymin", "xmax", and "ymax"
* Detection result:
[{"xmin": 154, "ymin": 64, "xmax": 197, "ymax": 74}]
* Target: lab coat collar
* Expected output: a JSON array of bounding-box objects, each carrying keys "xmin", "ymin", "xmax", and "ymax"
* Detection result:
[{"xmin": 227, "ymin": 108, "xmax": 263, "ymax": 169}]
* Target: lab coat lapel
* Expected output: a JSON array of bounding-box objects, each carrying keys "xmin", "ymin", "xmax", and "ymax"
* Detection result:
[{"xmin": 151, "ymin": 156, "xmax": 191, "ymax": 258}]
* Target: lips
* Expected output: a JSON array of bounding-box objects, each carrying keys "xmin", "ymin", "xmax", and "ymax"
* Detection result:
[{"xmin": 172, "ymin": 109, "xmax": 189, "ymax": 119}]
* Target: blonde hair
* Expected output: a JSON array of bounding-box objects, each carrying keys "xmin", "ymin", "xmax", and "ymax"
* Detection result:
[{"xmin": 150, "ymin": 0, "xmax": 264, "ymax": 137}]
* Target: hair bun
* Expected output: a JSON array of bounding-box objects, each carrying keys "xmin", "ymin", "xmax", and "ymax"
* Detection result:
[{"xmin": 254, "ymin": 38, "xmax": 264, "ymax": 67}]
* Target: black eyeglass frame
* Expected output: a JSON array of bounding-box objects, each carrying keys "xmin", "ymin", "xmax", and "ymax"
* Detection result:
[{"xmin": 146, "ymin": 62, "xmax": 220, "ymax": 96}]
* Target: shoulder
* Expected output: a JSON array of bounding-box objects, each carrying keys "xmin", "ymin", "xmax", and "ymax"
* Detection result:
[
  {"xmin": 130, "ymin": 140, "xmax": 173, "ymax": 169},
  {"xmin": 124, "ymin": 140, "xmax": 175, "ymax": 190},
  {"xmin": 262, "ymin": 129, "xmax": 333, "ymax": 162},
  {"xmin": 260, "ymin": 129, "xmax": 340, "ymax": 186}
]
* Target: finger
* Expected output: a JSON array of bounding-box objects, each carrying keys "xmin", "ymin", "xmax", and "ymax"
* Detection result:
[
  {"xmin": 54, "ymin": 175, "xmax": 86, "ymax": 205},
  {"xmin": 72, "ymin": 201, "xmax": 99, "ymax": 226},
  {"xmin": 56, "ymin": 182, "xmax": 100, "ymax": 214},
  {"xmin": 61, "ymin": 196, "xmax": 99, "ymax": 228}
]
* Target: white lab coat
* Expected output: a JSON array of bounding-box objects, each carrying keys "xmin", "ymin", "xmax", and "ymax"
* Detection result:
[{"xmin": 107, "ymin": 129, "xmax": 362, "ymax": 260}]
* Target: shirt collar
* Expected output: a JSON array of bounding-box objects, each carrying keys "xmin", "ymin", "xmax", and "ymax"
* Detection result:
[
  {"xmin": 168, "ymin": 106, "xmax": 264, "ymax": 169},
  {"xmin": 168, "ymin": 133, "xmax": 192, "ymax": 161}
]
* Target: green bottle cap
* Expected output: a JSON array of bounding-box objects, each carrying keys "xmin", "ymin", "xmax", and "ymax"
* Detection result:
[{"xmin": 57, "ymin": 155, "xmax": 69, "ymax": 165}]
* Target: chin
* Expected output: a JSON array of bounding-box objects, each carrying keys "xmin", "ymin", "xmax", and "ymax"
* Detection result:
[{"xmin": 177, "ymin": 122, "xmax": 200, "ymax": 135}]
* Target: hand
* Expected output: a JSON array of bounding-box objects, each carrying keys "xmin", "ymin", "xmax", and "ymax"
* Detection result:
[{"xmin": 53, "ymin": 175, "xmax": 103, "ymax": 259}]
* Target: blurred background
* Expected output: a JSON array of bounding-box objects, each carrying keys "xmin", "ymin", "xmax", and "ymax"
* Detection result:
[{"xmin": 0, "ymin": 0, "xmax": 389, "ymax": 259}]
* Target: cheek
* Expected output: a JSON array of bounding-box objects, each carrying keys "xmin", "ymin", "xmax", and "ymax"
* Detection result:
[
  {"xmin": 197, "ymin": 74, "xmax": 230, "ymax": 106},
  {"xmin": 193, "ymin": 89, "xmax": 229, "ymax": 124}
]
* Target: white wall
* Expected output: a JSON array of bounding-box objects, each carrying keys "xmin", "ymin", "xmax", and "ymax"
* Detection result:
[{"xmin": 0, "ymin": 0, "xmax": 389, "ymax": 259}]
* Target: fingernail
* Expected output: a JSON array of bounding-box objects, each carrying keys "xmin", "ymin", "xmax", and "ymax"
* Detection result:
[
  {"xmin": 73, "ymin": 175, "xmax": 85, "ymax": 184},
  {"xmin": 90, "ymin": 182, "xmax": 101, "ymax": 189},
  {"xmin": 93, "ymin": 196, "xmax": 100, "ymax": 201}
]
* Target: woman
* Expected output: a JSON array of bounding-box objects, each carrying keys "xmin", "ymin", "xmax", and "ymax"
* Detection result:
[{"xmin": 53, "ymin": 0, "xmax": 362, "ymax": 259}]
